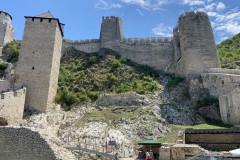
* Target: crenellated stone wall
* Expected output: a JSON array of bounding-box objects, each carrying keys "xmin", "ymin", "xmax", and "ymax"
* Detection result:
[{"xmin": 0, "ymin": 87, "xmax": 26, "ymax": 125}]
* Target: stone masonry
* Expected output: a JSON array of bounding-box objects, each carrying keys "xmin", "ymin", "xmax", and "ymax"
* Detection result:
[
  {"xmin": 0, "ymin": 87, "xmax": 26, "ymax": 125},
  {"xmin": 0, "ymin": 10, "xmax": 15, "ymax": 55},
  {"xmin": 15, "ymin": 12, "xmax": 64, "ymax": 113}
]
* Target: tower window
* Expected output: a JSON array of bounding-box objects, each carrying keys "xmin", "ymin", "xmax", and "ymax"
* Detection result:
[
  {"xmin": 32, "ymin": 67, "xmax": 35, "ymax": 70},
  {"xmin": 40, "ymin": 18, "xmax": 43, "ymax": 22},
  {"xmin": 33, "ymin": 52, "xmax": 34, "ymax": 54},
  {"xmin": 49, "ymin": 19, "xmax": 51, "ymax": 23},
  {"xmin": 32, "ymin": 18, "xmax": 34, "ymax": 21}
]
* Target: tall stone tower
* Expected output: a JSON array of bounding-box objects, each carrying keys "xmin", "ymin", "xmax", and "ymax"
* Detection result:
[
  {"xmin": 175, "ymin": 12, "xmax": 220, "ymax": 77},
  {"xmin": 0, "ymin": 10, "xmax": 15, "ymax": 54},
  {"xmin": 15, "ymin": 11, "xmax": 64, "ymax": 112},
  {"xmin": 100, "ymin": 16, "xmax": 124, "ymax": 46}
]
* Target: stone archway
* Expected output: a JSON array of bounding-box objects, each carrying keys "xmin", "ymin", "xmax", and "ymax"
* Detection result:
[{"xmin": 0, "ymin": 117, "xmax": 8, "ymax": 126}]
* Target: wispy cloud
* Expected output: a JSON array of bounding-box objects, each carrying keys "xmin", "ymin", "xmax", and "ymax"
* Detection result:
[
  {"xmin": 136, "ymin": 8, "xmax": 144, "ymax": 16},
  {"xmin": 216, "ymin": 2, "xmax": 226, "ymax": 11},
  {"xmin": 182, "ymin": 0, "xmax": 205, "ymax": 6},
  {"xmin": 152, "ymin": 23, "xmax": 172, "ymax": 37},
  {"xmin": 119, "ymin": 0, "xmax": 169, "ymax": 11},
  {"xmin": 95, "ymin": 0, "xmax": 122, "ymax": 10}
]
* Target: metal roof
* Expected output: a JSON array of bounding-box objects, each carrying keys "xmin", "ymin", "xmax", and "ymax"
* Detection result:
[{"xmin": 138, "ymin": 138, "xmax": 161, "ymax": 146}]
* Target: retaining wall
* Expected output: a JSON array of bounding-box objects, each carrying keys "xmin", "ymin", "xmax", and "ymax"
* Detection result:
[{"xmin": 185, "ymin": 128, "xmax": 240, "ymax": 151}]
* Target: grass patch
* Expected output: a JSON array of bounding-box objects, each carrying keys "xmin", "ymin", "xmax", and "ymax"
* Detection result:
[
  {"xmin": 75, "ymin": 106, "xmax": 140, "ymax": 128},
  {"xmin": 159, "ymin": 122, "xmax": 232, "ymax": 144}
]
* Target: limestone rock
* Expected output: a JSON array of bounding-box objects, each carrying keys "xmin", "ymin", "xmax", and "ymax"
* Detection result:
[{"xmin": 96, "ymin": 93, "xmax": 149, "ymax": 108}]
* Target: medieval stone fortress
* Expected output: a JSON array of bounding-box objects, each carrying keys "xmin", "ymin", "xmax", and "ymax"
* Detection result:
[{"xmin": 0, "ymin": 8, "xmax": 240, "ymax": 160}]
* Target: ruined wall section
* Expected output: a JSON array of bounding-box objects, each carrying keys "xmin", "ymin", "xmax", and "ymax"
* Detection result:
[
  {"xmin": 62, "ymin": 38, "xmax": 100, "ymax": 55},
  {"xmin": 176, "ymin": 12, "xmax": 220, "ymax": 77},
  {"xmin": 15, "ymin": 17, "xmax": 62, "ymax": 113},
  {"xmin": 219, "ymin": 88, "xmax": 240, "ymax": 125},
  {"xmin": 0, "ymin": 87, "xmax": 26, "ymax": 125}
]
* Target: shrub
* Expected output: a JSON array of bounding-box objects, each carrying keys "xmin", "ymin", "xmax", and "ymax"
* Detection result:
[
  {"xmin": 79, "ymin": 94, "xmax": 87, "ymax": 103},
  {"xmin": 87, "ymin": 92, "xmax": 100, "ymax": 101},
  {"xmin": 88, "ymin": 56, "xmax": 98, "ymax": 65},
  {"xmin": 65, "ymin": 93, "xmax": 77, "ymax": 106},
  {"xmin": 119, "ymin": 56, "xmax": 127, "ymax": 64},
  {"xmin": 166, "ymin": 76, "xmax": 184, "ymax": 88},
  {"xmin": 0, "ymin": 62, "xmax": 8, "ymax": 70},
  {"xmin": 54, "ymin": 95, "xmax": 62, "ymax": 104},
  {"xmin": 3, "ymin": 40, "xmax": 20, "ymax": 62},
  {"xmin": 107, "ymin": 73, "xmax": 117, "ymax": 82},
  {"xmin": 111, "ymin": 59, "xmax": 121, "ymax": 69}
]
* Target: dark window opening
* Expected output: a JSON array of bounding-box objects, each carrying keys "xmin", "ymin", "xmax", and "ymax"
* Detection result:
[
  {"xmin": 49, "ymin": 19, "xmax": 51, "ymax": 23},
  {"xmin": 32, "ymin": 67, "xmax": 35, "ymax": 70},
  {"xmin": 32, "ymin": 18, "xmax": 34, "ymax": 21},
  {"xmin": 33, "ymin": 52, "xmax": 34, "ymax": 54},
  {"xmin": 222, "ymin": 80, "xmax": 224, "ymax": 85},
  {"xmin": 40, "ymin": 18, "xmax": 43, "ymax": 22},
  {"xmin": 0, "ymin": 117, "xmax": 8, "ymax": 126}
]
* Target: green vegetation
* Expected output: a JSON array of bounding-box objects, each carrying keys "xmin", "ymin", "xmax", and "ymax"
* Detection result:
[
  {"xmin": 196, "ymin": 97, "xmax": 219, "ymax": 108},
  {"xmin": 217, "ymin": 33, "xmax": 240, "ymax": 69},
  {"xmin": 159, "ymin": 122, "xmax": 232, "ymax": 143},
  {"xmin": 0, "ymin": 62, "xmax": 8, "ymax": 70},
  {"xmin": 56, "ymin": 50, "xmax": 161, "ymax": 106},
  {"xmin": 2, "ymin": 40, "xmax": 20, "ymax": 62},
  {"xmin": 166, "ymin": 76, "xmax": 184, "ymax": 88}
]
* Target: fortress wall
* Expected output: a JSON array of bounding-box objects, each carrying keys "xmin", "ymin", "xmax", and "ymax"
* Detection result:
[
  {"xmin": 201, "ymin": 69, "xmax": 240, "ymax": 97},
  {"xmin": 185, "ymin": 128, "xmax": 240, "ymax": 151},
  {"xmin": 120, "ymin": 37, "xmax": 172, "ymax": 44},
  {"xmin": 0, "ymin": 87, "xmax": 26, "ymax": 125},
  {"xmin": 62, "ymin": 38, "xmax": 100, "ymax": 54},
  {"xmin": 103, "ymin": 41, "xmax": 175, "ymax": 71},
  {"xmin": 0, "ymin": 127, "xmax": 57, "ymax": 160},
  {"xmin": 219, "ymin": 88, "xmax": 240, "ymax": 125}
]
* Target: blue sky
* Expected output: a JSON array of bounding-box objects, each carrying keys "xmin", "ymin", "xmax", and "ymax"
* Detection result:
[{"xmin": 2, "ymin": 0, "xmax": 240, "ymax": 44}]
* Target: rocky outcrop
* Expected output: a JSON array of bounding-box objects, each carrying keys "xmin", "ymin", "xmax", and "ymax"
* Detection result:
[{"xmin": 96, "ymin": 93, "xmax": 149, "ymax": 108}]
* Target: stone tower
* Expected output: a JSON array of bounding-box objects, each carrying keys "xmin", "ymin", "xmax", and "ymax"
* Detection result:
[
  {"xmin": 0, "ymin": 10, "xmax": 15, "ymax": 54},
  {"xmin": 175, "ymin": 12, "xmax": 220, "ymax": 77},
  {"xmin": 100, "ymin": 16, "xmax": 124, "ymax": 46},
  {"xmin": 15, "ymin": 11, "xmax": 64, "ymax": 112}
]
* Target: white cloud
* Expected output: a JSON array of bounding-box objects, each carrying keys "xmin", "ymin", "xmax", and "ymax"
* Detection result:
[
  {"xmin": 136, "ymin": 9, "xmax": 144, "ymax": 16},
  {"xmin": 215, "ymin": 21, "xmax": 240, "ymax": 35},
  {"xmin": 182, "ymin": 0, "xmax": 205, "ymax": 6},
  {"xmin": 95, "ymin": 0, "xmax": 122, "ymax": 10},
  {"xmin": 152, "ymin": 23, "xmax": 172, "ymax": 37},
  {"xmin": 216, "ymin": 2, "xmax": 226, "ymax": 11},
  {"xmin": 119, "ymin": 0, "xmax": 168, "ymax": 11}
]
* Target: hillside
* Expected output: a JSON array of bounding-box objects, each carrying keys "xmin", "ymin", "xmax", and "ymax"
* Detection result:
[
  {"xmin": 56, "ymin": 49, "xmax": 161, "ymax": 107},
  {"xmin": 217, "ymin": 33, "xmax": 240, "ymax": 69}
]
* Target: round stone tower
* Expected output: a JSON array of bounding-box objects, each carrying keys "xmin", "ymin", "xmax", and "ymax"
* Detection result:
[
  {"xmin": 175, "ymin": 12, "xmax": 220, "ymax": 77},
  {"xmin": 0, "ymin": 10, "xmax": 12, "ymax": 24}
]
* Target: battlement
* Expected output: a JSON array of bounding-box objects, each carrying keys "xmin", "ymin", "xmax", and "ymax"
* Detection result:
[
  {"xmin": 179, "ymin": 11, "xmax": 209, "ymax": 22},
  {"xmin": 25, "ymin": 16, "xmax": 64, "ymax": 37},
  {"xmin": 1, "ymin": 87, "xmax": 26, "ymax": 100},
  {"xmin": 120, "ymin": 37, "xmax": 173, "ymax": 44},
  {"xmin": 63, "ymin": 38, "xmax": 100, "ymax": 44},
  {"xmin": 102, "ymin": 16, "xmax": 122, "ymax": 23},
  {"xmin": 0, "ymin": 10, "xmax": 12, "ymax": 21}
]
